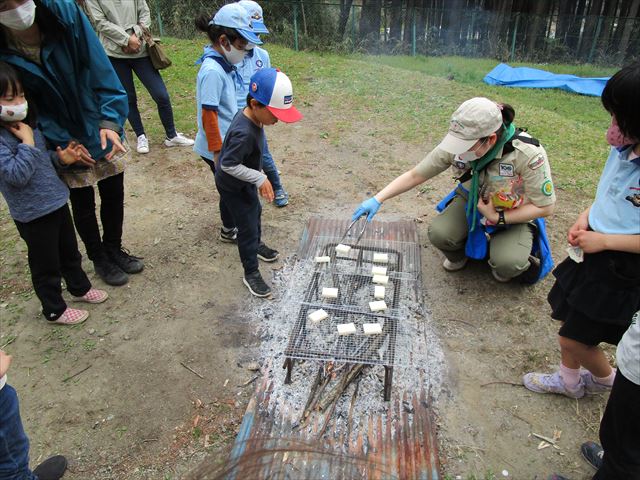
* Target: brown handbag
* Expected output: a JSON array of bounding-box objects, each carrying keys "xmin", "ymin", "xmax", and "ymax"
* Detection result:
[{"xmin": 139, "ymin": 24, "xmax": 171, "ymax": 70}]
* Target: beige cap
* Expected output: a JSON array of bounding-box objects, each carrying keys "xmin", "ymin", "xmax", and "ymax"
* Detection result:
[{"xmin": 437, "ymin": 97, "xmax": 503, "ymax": 154}]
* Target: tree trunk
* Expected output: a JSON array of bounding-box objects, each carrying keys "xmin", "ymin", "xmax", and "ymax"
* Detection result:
[
  {"xmin": 442, "ymin": 0, "xmax": 464, "ymax": 49},
  {"xmin": 597, "ymin": 0, "xmax": 619, "ymax": 52},
  {"xmin": 337, "ymin": 0, "xmax": 354, "ymax": 39},
  {"xmin": 617, "ymin": 0, "xmax": 640, "ymax": 59},
  {"xmin": 578, "ymin": 0, "xmax": 604, "ymax": 58},
  {"xmin": 525, "ymin": 0, "xmax": 551, "ymax": 53},
  {"xmin": 359, "ymin": 0, "xmax": 383, "ymax": 47},
  {"xmin": 388, "ymin": 0, "xmax": 403, "ymax": 42}
]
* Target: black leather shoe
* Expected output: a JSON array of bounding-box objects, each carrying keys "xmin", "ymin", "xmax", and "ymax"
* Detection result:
[
  {"xmin": 243, "ymin": 270, "xmax": 272, "ymax": 297},
  {"xmin": 106, "ymin": 247, "xmax": 144, "ymax": 274},
  {"xmin": 93, "ymin": 257, "xmax": 128, "ymax": 286},
  {"xmin": 33, "ymin": 455, "xmax": 67, "ymax": 480},
  {"xmin": 257, "ymin": 243, "xmax": 279, "ymax": 262}
]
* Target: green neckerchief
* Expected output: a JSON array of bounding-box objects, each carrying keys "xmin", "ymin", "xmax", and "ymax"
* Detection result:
[{"xmin": 465, "ymin": 123, "xmax": 517, "ymax": 231}]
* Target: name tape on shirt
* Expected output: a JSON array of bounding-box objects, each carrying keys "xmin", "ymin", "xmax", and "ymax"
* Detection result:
[{"xmin": 499, "ymin": 163, "xmax": 514, "ymax": 177}]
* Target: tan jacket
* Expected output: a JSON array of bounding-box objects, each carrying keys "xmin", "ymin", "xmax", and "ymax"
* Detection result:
[
  {"xmin": 415, "ymin": 132, "xmax": 556, "ymax": 208},
  {"xmin": 84, "ymin": 0, "xmax": 152, "ymax": 59}
]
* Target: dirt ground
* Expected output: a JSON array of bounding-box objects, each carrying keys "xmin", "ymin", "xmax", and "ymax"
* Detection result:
[{"xmin": 0, "ymin": 96, "xmax": 609, "ymax": 479}]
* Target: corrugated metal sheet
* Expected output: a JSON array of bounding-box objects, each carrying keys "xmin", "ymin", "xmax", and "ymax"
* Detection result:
[{"xmin": 221, "ymin": 217, "xmax": 439, "ymax": 480}]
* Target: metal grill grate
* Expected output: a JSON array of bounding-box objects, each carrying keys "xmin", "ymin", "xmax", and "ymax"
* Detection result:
[{"xmin": 283, "ymin": 220, "xmax": 423, "ymax": 400}]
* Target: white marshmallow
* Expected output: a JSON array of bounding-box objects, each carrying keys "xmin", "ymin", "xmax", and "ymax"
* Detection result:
[
  {"xmin": 369, "ymin": 300, "xmax": 387, "ymax": 312},
  {"xmin": 374, "ymin": 285, "xmax": 385, "ymax": 299},
  {"xmin": 372, "ymin": 275, "xmax": 389, "ymax": 285},
  {"xmin": 322, "ymin": 287, "xmax": 339, "ymax": 299},
  {"xmin": 363, "ymin": 323, "xmax": 382, "ymax": 335},
  {"xmin": 337, "ymin": 323, "xmax": 356, "ymax": 335},
  {"xmin": 373, "ymin": 253, "xmax": 389, "ymax": 263},
  {"xmin": 371, "ymin": 266, "xmax": 387, "ymax": 276},
  {"xmin": 335, "ymin": 244, "xmax": 351, "ymax": 254},
  {"xmin": 308, "ymin": 309, "xmax": 328, "ymax": 323},
  {"xmin": 314, "ymin": 256, "xmax": 330, "ymax": 263}
]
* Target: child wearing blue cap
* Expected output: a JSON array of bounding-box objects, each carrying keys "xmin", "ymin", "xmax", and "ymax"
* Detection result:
[
  {"xmin": 215, "ymin": 68, "xmax": 302, "ymax": 297},
  {"xmin": 235, "ymin": 0, "xmax": 290, "ymax": 208},
  {"xmin": 194, "ymin": 3, "xmax": 262, "ymax": 244}
]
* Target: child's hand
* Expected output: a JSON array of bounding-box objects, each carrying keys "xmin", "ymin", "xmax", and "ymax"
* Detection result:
[
  {"xmin": 100, "ymin": 128, "xmax": 126, "ymax": 161},
  {"xmin": 5, "ymin": 122, "xmax": 34, "ymax": 146},
  {"xmin": 259, "ymin": 178, "xmax": 274, "ymax": 202},
  {"xmin": 57, "ymin": 141, "xmax": 96, "ymax": 167},
  {"xmin": 477, "ymin": 196, "xmax": 498, "ymax": 224},
  {"xmin": 572, "ymin": 230, "xmax": 606, "ymax": 253},
  {"xmin": 0, "ymin": 350, "xmax": 12, "ymax": 378},
  {"xmin": 568, "ymin": 216, "xmax": 589, "ymax": 246}
]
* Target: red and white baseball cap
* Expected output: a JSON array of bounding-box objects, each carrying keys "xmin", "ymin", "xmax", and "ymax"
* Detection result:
[{"xmin": 249, "ymin": 68, "xmax": 302, "ymax": 123}]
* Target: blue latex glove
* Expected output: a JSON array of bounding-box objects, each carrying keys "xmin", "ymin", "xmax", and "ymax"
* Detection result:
[{"xmin": 352, "ymin": 197, "xmax": 381, "ymax": 222}]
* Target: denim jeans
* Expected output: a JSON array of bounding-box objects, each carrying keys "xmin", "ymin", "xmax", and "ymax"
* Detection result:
[
  {"xmin": 261, "ymin": 135, "xmax": 283, "ymax": 192},
  {"xmin": 109, "ymin": 56, "xmax": 177, "ymax": 139},
  {"xmin": 0, "ymin": 384, "xmax": 37, "ymax": 480}
]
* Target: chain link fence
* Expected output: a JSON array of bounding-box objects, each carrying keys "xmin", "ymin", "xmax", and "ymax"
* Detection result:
[{"xmin": 149, "ymin": 0, "xmax": 640, "ymax": 65}]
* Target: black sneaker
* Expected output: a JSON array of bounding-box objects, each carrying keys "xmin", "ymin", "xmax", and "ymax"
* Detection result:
[
  {"xmin": 257, "ymin": 243, "xmax": 279, "ymax": 262},
  {"xmin": 243, "ymin": 270, "xmax": 272, "ymax": 297},
  {"xmin": 106, "ymin": 247, "xmax": 144, "ymax": 274},
  {"xmin": 33, "ymin": 455, "xmax": 67, "ymax": 480},
  {"xmin": 219, "ymin": 227, "xmax": 238, "ymax": 243},
  {"xmin": 93, "ymin": 257, "xmax": 128, "ymax": 286},
  {"xmin": 581, "ymin": 441, "xmax": 604, "ymax": 470}
]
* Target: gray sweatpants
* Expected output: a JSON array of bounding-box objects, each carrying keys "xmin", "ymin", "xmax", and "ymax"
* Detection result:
[{"xmin": 427, "ymin": 195, "xmax": 533, "ymax": 280}]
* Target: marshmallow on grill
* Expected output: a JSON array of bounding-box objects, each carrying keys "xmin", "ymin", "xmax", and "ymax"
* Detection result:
[
  {"xmin": 372, "ymin": 275, "xmax": 389, "ymax": 285},
  {"xmin": 369, "ymin": 300, "xmax": 387, "ymax": 312},
  {"xmin": 374, "ymin": 285, "xmax": 385, "ymax": 299},
  {"xmin": 308, "ymin": 309, "xmax": 328, "ymax": 323},
  {"xmin": 314, "ymin": 256, "xmax": 330, "ymax": 263},
  {"xmin": 371, "ymin": 266, "xmax": 387, "ymax": 276},
  {"xmin": 363, "ymin": 323, "xmax": 382, "ymax": 335},
  {"xmin": 335, "ymin": 244, "xmax": 351, "ymax": 254},
  {"xmin": 373, "ymin": 253, "xmax": 389, "ymax": 263},
  {"xmin": 322, "ymin": 287, "xmax": 339, "ymax": 299},
  {"xmin": 337, "ymin": 323, "xmax": 356, "ymax": 335}
]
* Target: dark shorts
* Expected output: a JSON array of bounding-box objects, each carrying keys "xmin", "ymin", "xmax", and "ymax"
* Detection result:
[{"xmin": 557, "ymin": 315, "xmax": 630, "ymax": 346}]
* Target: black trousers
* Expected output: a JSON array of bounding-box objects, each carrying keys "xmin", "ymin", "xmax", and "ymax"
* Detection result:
[
  {"xmin": 14, "ymin": 205, "xmax": 91, "ymax": 320},
  {"xmin": 215, "ymin": 182, "xmax": 261, "ymax": 275},
  {"xmin": 594, "ymin": 369, "xmax": 640, "ymax": 479},
  {"xmin": 202, "ymin": 157, "xmax": 235, "ymax": 231},
  {"xmin": 68, "ymin": 172, "xmax": 124, "ymax": 261}
]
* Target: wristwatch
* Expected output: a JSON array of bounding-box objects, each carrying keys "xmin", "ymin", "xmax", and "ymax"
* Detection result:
[{"xmin": 497, "ymin": 210, "xmax": 506, "ymax": 226}]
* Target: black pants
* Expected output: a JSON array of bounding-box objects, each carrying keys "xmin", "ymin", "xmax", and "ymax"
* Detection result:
[
  {"xmin": 215, "ymin": 182, "xmax": 261, "ymax": 275},
  {"xmin": 594, "ymin": 369, "xmax": 640, "ymax": 479},
  {"xmin": 202, "ymin": 157, "xmax": 235, "ymax": 230},
  {"xmin": 69, "ymin": 172, "xmax": 124, "ymax": 261},
  {"xmin": 14, "ymin": 205, "xmax": 91, "ymax": 320}
]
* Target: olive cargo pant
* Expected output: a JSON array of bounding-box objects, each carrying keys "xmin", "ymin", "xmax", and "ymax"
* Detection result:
[{"xmin": 427, "ymin": 195, "xmax": 534, "ymax": 280}]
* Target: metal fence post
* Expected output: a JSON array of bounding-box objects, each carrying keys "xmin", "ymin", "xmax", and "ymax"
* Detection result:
[
  {"xmin": 510, "ymin": 12, "xmax": 519, "ymax": 62},
  {"xmin": 411, "ymin": 11, "xmax": 416, "ymax": 56},
  {"xmin": 588, "ymin": 15, "xmax": 604, "ymax": 64},
  {"xmin": 293, "ymin": 2, "xmax": 299, "ymax": 51},
  {"xmin": 154, "ymin": 0, "xmax": 164, "ymax": 37}
]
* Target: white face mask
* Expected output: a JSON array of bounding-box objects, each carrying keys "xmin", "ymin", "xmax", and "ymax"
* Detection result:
[
  {"xmin": 0, "ymin": 101, "xmax": 28, "ymax": 122},
  {"xmin": 458, "ymin": 138, "xmax": 488, "ymax": 162},
  {"xmin": 0, "ymin": 0, "xmax": 37, "ymax": 31},
  {"xmin": 245, "ymin": 43, "xmax": 256, "ymax": 51},
  {"xmin": 222, "ymin": 41, "xmax": 247, "ymax": 65}
]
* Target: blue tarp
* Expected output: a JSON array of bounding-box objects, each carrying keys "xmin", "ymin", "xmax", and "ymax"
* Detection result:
[{"xmin": 483, "ymin": 63, "xmax": 610, "ymax": 97}]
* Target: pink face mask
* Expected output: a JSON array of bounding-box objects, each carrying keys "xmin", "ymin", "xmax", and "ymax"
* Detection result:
[{"xmin": 606, "ymin": 117, "xmax": 635, "ymax": 147}]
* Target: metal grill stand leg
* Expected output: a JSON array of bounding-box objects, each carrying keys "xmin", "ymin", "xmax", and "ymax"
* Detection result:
[
  {"xmin": 284, "ymin": 358, "xmax": 293, "ymax": 384},
  {"xmin": 384, "ymin": 366, "xmax": 393, "ymax": 401}
]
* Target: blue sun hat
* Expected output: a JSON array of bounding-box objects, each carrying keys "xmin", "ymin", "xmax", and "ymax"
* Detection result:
[
  {"xmin": 238, "ymin": 0, "xmax": 269, "ymax": 34},
  {"xmin": 211, "ymin": 3, "xmax": 263, "ymax": 45}
]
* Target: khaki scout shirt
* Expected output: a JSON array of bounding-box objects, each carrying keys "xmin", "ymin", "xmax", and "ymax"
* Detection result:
[
  {"xmin": 85, "ymin": 0, "xmax": 152, "ymax": 59},
  {"xmin": 415, "ymin": 133, "xmax": 556, "ymax": 208}
]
